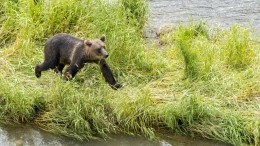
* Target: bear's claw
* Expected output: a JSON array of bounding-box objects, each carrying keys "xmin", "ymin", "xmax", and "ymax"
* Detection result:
[{"xmin": 110, "ymin": 83, "xmax": 123, "ymax": 90}]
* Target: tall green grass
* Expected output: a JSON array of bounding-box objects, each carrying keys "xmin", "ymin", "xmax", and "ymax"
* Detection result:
[
  {"xmin": 0, "ymin": 0, "xmax": 151, "ymax": 75},
  {"xmin": 222, "ymin": 25, "xmax": 254, "ymax": 69},
  {"xmin": 121, "ymin": 0, "xmax": 148, "ymax": 29},
  {"xmin": 155, "ymin": 22, "xmax": 260, "ymax": 145},
  {"xmin": 0, "ymin": 0, "xmax": 260, "ymax": 146},
  {"xmin": 172, "ymin": 22, "xmax": 215, "ymax": 80}
]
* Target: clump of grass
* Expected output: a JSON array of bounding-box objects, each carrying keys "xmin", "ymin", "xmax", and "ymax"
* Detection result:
[
  {"xmin": 222, "ymin": 25, "xmax": 254, "ymax": 69},
  {"xmin": 0, "ymin": 73, "xmax": 44, "ymax": 123},
  {"xmin": 190, "ymin": 110, "xmax": 259, "ymax": 145},
  {"xmin": 109, "ymin": 89, "xmax": 160, "ymax": 138},
  {"xmin": 172, "ymin": 22, "xmax": 213, "ymax": 80},
  {"xmin": 35, "ymin": 80, "xmax": 116, "ymax": 140},
  {"xmin": 159, "ymin": 94, "xmax": 260, "ymax": 145},
  {"xmin": 160, "ymin": 94, "xmax": 220, "ymax": 131},
  {"xmin": 153, "ymin": 22, "xmax": 260, "ymax": 145},
  {"xmin": 120, "ymin": 0, "xmax": 148, "ymax": 29}
]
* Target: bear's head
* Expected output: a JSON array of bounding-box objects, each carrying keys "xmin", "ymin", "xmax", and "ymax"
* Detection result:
[{"xmin": 84, "ymin": 35, "xmax": 108, "ymax": 61}]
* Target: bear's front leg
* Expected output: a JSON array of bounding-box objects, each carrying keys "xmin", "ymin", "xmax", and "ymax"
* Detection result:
[{"xmin": 99, "ymin": 59, "xmax": 122, "ymax": 90}]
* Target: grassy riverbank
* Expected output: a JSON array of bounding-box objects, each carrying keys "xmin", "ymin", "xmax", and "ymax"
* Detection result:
[{"xmin": 0, "ymin": 0, "xmax": 259, "ymax": 145}]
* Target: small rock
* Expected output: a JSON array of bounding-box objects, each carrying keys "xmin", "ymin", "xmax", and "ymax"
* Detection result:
[{"xmin": 14, "ymin": 139, "xmax": 24, "ymax": 146}]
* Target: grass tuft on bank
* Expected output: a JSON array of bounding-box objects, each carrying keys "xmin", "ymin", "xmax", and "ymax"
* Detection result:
[{"xmin": 0, "ymin": 0, "xmax": 259, "ymax": 145}]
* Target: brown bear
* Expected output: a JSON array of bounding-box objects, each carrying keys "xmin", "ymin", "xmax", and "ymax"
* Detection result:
[{"xmin": 35, "ymin": 33, "xmax": 122, "ymax": 89}]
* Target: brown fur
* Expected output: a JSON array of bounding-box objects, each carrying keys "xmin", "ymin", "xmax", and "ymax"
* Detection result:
[{"xmin": 35, "ymin": 33, "xmax": 122, "ymax": 89}]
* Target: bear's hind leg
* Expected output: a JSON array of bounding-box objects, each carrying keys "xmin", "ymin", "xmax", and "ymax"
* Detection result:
[
  {"xmin": 35, "ymin": 59, "xmax": 59, "ymax": 78},
  {"xmin": 35, "ymin": 64, "xmax": 42, "ymax": 78}
]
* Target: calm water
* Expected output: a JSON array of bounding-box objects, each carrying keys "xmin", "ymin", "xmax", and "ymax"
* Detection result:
[
  {"xmin": 1, "ymin": 0, "xmax": 259, "ymax": 145},
  {"xmin": 0, "ymin": 124, "xmax": 230, "ymax": 146},
  {"xmin": 148, "ymin": 0, "xmax": 260, "ymax": 37}
]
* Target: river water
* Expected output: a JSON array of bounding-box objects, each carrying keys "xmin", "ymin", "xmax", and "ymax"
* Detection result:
[
  {"xmin": 1, "ymin": 0, "xmax": 259, "ymax": 145},
  {"xmin": 0, "ymin": 124, "xmax": 230, "ymax": 146},
  {"xmin": 148, "ymin": 0, "xmax": 260, "ymax": 37}
]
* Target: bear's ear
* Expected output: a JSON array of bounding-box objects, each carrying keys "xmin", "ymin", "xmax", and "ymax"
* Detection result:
[
  {"xmin": 84, "ymin": 40, "xmax": 92, "ymax": 46},
  {"xmin": 100, "ymin": 35, "xmax": 106, "ymax": 42}
]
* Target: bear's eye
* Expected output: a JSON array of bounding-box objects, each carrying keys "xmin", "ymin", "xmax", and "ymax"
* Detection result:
[{"xmin": 97, "ymin": 48, "xmax": 102, "ymax": 53}]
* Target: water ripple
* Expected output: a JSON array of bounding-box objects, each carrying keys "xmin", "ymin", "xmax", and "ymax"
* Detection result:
[{"xmin": 148, "ymin": 0, "xmax": 260, "ymax": 34}]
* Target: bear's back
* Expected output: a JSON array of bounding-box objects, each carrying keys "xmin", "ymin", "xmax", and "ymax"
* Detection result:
[
  {"xmin": 46, "ymin": 33, "xmax": 83, "ymax": 49},
  {"xmin": 44, "ymin": 33, "xmax": 85, "ymax": 63}
]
